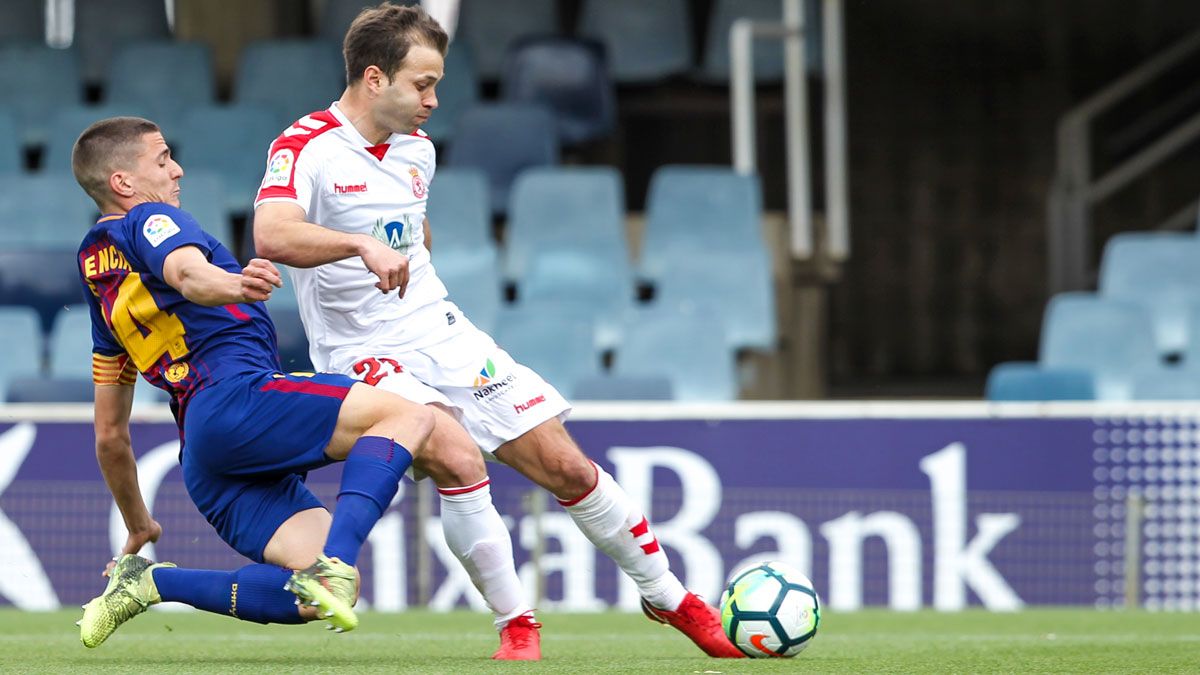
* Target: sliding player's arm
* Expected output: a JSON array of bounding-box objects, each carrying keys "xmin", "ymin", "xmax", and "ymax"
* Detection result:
[
  {"xmin": 161, "ymin": 245, "xmax": 282, "ymax": 306},
  {"xmin": 93, "ymin": 365, "xmax": 160, "ymax": 559}
]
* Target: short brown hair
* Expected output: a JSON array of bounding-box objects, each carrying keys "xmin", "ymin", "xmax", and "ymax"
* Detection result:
[
  {"xmin": 72, "ymin": 116, "xmax": 160, "ymax": 206},
  {"xmin": 343, "ymin": 3, "xmax": 448, "ymax": 85}
]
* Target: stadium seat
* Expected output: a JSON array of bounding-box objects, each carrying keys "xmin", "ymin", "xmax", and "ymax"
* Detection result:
[
  {"xmin": 420, "ymin": 44, "xmax": 480, "ymax": 143},
  {"xmin": 517, "ymin": 249, "xmax": 636, "ymax": 349},
  {"xmin": 41, "ymin": 104, "xmax": 155, "ymax": 173},
  {"xmin": 105, "ymin": 42, "xmax": 216, "ymax": 123},
  {"xmin": 0, "ymin": 173, "xmax": 98, "ymax": 248},
  {"xmin": 0, "ymin": 306, "xmax": 44, "ymax": 399},
  {"xmin": 504, "ymin": 166, "xmax": 629, "ymax": 281},
  {"xmin": 180, "ymin": 171, "xmax": 235, "ymax": 252},
  {"xmin": 984, "ymin": 362, "xmax": 1095, "ymax": 401},
  {"xmin": 0, "ymin": 43, "xmax": 83, "ymax": 146},
  {"xmin": 494, "ymin": 308, "xmax": 601, "ymax": 396},
  {"xmin": 573, "ymin": 374, "xmax": 675, "ymax": 401},
  {"xmin": 653, "ymin": 248, "xmax": 777, "ymax": 351},
  {"xmin": 578, "ymin": 0, "xmax": 693, "ymax": 83},
  {"xmin": 177, "ymin": 105, "xmax": 282, "ymax": 213},
  {"xmin": 640, "ymin": 165, "xmax": 764, "ymax": 282},
  {"xmin": 426, "ymin": 168, "xmax": 492, "ymax": 251},
  {"xmin": 319, "ymin": 0, "xmax": 420, "ymax": 43},
  {"xmin": 49, "ymin": 305, "xmax": 94, "ymax": 377},
  {"xmin": 267, "ymin": 306, "xmax": 314, "ymax": 372},
  {"xmin": 500, "ymin": 38, "xmax": 615, "ymax": 145},
  {"xmin": 457, "ymin": 0, "xmax": 559, "ymax": 80},
  {"xmin": 614, "ymin": 309, "xmax": 737, "ymax": 401},
  {"xmin": 0, "ymin": 108, "xmax": 22, "ymax": 173},
  {"xmin": 0, "ymin": 249, "xmax": 88, "ymax": 334},
  {"xmin": 0, "ymin": 0, "xmax": 45, "ymax": 42},
  {"xmin": 444, "ymin": 103, "xmax": 559, "ymax": 215},
  {"xmin": 233, "ymin": 40, "xmax": 345, "ymax": 130},
  {"xmin": 433, "ymin": 246, "xmax": 504, "ymax": 335},
  {"xmin": 697, "ymin": 0, "xmax": 822, "ymax": 83},
  {"xmin": 1039, "ymin": 293, "xmax": 1161, "ymax": 400},
  {"xmin": 5, "ymin": 376, "xmax": 94, "ymax": 403},
  {"xmin": 74, "ymin": 0, "xmax": 170, "ymax": 87},
  {"xmin": 1130, "ymin": 367, "xmax": 1200, "ymax": 401},
  {"xmin": 1097, "ymin": 231, "xmax": 1200, "ymax": 356}
]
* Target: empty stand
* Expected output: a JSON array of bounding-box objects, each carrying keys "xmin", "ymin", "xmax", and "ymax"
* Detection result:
[
  {"xmin": 233, "ymin": 40, "xmax": 344, "ymax": 129},
  {"xmin": 434, "ymin": 246, "xmax": 503, "ymax": 335},
  {"xmin": 653, "ymin": 248, "xmax": 777, "ymax": 351},
  {"xmin": 0, "ymin": 43, "xmax": 83, "ymax": 146},
  {"xmin": 0, "ymin": 0, "xmax": 46, "ymax": 43},
  {"xmin": 0, "ymin": 249, "xmax": 87, "ymax": 334},
  {"xmin": 444, "ymin": 103, "xmax": 559, "ymax": 215},
  {"xmin": 1098, "ymin": 231, "xmax": 1200, "ymax": 356},
  {"xmin": 0, "ymin": 306, "xmax": 44, "ymax": 399},
  {"xmin": 105, "ymin": 41, "xmax": 216, "ymax": 123},
  {"xmin": 5, "ymin": 376, "xmax": 94, "ymax": 403},
  {"xmin": 0, "ymin": 108, "xmax": 22, "ymax": 173},
  {"xmin": 494, "ymin": 309, "xmax": 600, "ymax": 396},
  {"xmin": 501, "ymin": 38, "xmax": 615, "ymax": 145},
  {"xmin": 984, "ymin": 362, "xmax": 1095, "ymax": 401},
  {"xmin": 425, "ymin": 168, "xmax": 492, "ymax": 251},
  {"xmin": 1039, "ymin": 293, "xmax": 1160, "ymax": 400},
  {"xmin": 48, "ymin": 305, "xmax": 94, "ymax": 377},
  {"xmin": 419, "ymin": 44, "xmax": 479, "ymax": 143},
  {"xmin": 456, "ymin": 0, "xmax": 559, "ymax": 80},
  {"xmin": 41, "ymin": 104, "xmax": 154, "ymax": 173},
  {"xmin": 177, "ymin": 105, "xmax": 281, "ymax": 212},
  {"xmin": 578, "ymin": 0, "xmax": 693, "ymax": 83},
  {"xmin": 0, "ymin": 173, "xmax": 97, "ymax": 248},
  {"xmin": 74, "ymin": 0, "xmax": 170, "ymax": 86},
  {"xmin": 573, "ymin": 374, "xmax": 675, "ymax": 401},
  {"xmin": 614, "ymin": 309, "xmax": 737, "ymax": 401}
]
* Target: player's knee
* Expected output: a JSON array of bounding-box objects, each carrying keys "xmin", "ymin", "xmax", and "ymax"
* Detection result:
[
  {"xmin": 423, "ymin": 442, "xmax": 487, "ymax": 487},
  {"xmin": 390, "ymin": 401, "xmax": 435, "ymax": 454}
]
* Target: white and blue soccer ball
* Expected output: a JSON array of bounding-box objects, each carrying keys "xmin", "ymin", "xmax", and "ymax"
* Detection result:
[{"xmin": 719, "ymin": 561, "xmax": 820, "ymax": 658}]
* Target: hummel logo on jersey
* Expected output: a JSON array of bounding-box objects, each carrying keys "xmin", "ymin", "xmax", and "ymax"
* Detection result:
[{"xmin": 334, "ymin": 182, "xmax": 368, "ymax": 194}]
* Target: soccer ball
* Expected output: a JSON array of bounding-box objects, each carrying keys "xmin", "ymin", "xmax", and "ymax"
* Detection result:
[{"xmin": 720, "ymin": 561, "xmax": 820, "ymax": 658}]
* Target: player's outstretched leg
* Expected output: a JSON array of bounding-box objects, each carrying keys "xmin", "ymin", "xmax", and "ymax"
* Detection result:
[{"xmin": 79, "ymin": 554, "xmax": 176, "ymax": 648}]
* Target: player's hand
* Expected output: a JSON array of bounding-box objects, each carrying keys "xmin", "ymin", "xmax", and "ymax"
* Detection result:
[
  {"xmin": 103, "ymin": 519, "xmax": 162, "ymax": 577},
  {"xmin": 240, "ymin": 258, "xmax": 283, "ymax": 302},
  {"xmin": 359, "ymin": 238, "xmax": 410, "ymax": 298}
]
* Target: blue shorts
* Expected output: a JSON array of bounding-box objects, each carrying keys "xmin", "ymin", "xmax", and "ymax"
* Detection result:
[{"xmin": 181, "ymin": 371, "xmax": 357, "ymax": 562}]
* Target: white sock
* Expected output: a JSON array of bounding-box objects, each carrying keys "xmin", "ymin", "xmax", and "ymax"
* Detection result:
[
  {"xmin": 439, "ymin": 479, "xmax": 533, "ymax": 627},
  {"xmin": 561, "ymin": 463, "xmax": 688, "ymax": 611}
]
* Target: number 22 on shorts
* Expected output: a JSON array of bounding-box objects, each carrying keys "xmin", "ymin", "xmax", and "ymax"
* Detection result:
[{"xmin": 353, "ymin": 357, "xmax": 403, "ymax": 386}]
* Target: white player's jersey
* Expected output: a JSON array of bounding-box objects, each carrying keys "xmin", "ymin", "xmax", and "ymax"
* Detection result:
[{"xmin": 254, "ymin": 103, "xmax": 449, "ymax": 368}]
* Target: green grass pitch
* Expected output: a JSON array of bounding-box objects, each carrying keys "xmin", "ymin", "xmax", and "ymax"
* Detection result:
[{"xmin": 3, "ymin": 608, "xmax": 1198, "ymax": 673}]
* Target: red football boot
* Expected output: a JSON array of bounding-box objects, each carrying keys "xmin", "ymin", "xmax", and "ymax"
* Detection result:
[
  {"xmin": 641, "ymin": 592, "xmax": 745, "ymax": 658},
  {"xmin": 492, "ymin": 613, "xmax": 542, "ymax": 660}
]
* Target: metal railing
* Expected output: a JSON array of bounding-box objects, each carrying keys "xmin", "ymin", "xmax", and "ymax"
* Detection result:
[
  {"xmin": 1047, "ymin": 28, "xmax": 1200, "ymax": 293},
  {"xmin": 730, "ymin": 0, "xmax": 849, "ymax": 261}
]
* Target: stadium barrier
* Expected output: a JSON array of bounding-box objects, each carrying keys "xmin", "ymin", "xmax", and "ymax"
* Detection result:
[{"xmin": 1, "ymin": 401, "xmax": 1197, "ymax": 612}]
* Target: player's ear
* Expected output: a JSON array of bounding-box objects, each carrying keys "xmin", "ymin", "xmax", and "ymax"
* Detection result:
[
  {"xmin": 363, "ymin": 65, "xmax": 386, "ymax": 96},
  {"xmin": 108, "ymin": 170, "xmax": 135, "ymax": 199}
]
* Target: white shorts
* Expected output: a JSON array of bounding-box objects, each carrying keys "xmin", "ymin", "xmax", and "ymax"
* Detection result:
[{"xmin": 326, "ymin": 301, "xmax": 571, "ymax": 454}]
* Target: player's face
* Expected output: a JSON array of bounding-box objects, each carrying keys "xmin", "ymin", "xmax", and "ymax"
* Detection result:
[
  {"xmin": 128, "ymin": 132, "xmax": 184, "ymax": 208},
  {"xmin": 377, "ymin": 45, "xmax": 443, "ymax": 134}
]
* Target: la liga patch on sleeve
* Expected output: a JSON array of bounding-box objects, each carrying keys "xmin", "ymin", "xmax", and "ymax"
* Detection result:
[
  {"xmin": 262, "ymin": 148, "xmax": 295, "ymax": 188},
  {"xmin": 143, "ymin": 213, "xmax": 181, "ymax": 247}
]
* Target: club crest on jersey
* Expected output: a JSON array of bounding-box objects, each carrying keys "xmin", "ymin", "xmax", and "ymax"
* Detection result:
[
  {"xmin": 165, "ymin": 362, "xmax": 190, "ymax": 383},
  {"xmin": 262, "ymin": 149, "xmax": 294, "ymax": 188},
  {"xmin": 409, "ymin": 166, "xmax": 427, "ymax": 198},
  {"xmin": 143, "ymin": 214, "xmax": 180, "ymax": 248}
]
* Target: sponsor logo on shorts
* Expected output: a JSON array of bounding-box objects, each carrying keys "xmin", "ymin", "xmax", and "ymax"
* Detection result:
[
  {"xmin": 514, "ymin": 395, "xmax": 546, "ymax": 414},
  {"xmin": 473, "ymin": 359, "xmax": 517, "ymax": 400},
  {"xmin": 164, "ymin": 362, "xmax": 190, "ymax": 383}
]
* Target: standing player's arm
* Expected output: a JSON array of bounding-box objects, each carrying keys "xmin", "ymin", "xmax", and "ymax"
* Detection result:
[
  {"xmin": 161, "ymin": 245, "xmax": 282, "ymax": 306},
  {"xmin": 423, "ymin": 217, "xmax": 432, "ymax": 253},
  {"xmin": 94, "ymin": 383, "xmax": 161, "ymax": 558},
  {"xmin": 253, "ymin": 201, "xmax": 411, "ymax": 296}
]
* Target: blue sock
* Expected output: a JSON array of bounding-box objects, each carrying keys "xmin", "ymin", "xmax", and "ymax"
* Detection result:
[
  {"xmin": 323, "ymin": 436, "xmax": 413, "ymax": 566},
  {"xmin": 152, "ymin": 564, "xmax": 303, "ymax": 624}
]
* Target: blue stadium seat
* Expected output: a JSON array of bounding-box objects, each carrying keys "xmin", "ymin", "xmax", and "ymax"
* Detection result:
[
  {"xmin": 319, "ymin": 0, "xmax": 420, "ymax": 42},
  {"xmin": 518, "ymin": 249, "xmax": 635, "ymax": 349},
  {"xmin": 105, "ymin": 42, "xmax": 216, "ymax": 122},
  {"xmin": 180, "ymin": 171, "xmax": 234, "ymax": 252},
  {"xmin": 420, "ymin": 44, "xmax": 480, "ymax": 143},
  {"xmin": 0, "ymin": 0, "xmax": 45, "ymax": 42},
  {"xmin": 1098, "ymin": 231, "xmax": 1200, "ymax": 356},
  {"xmin": 1130, "ymin": 368, "xmax": 1200, "ymax": 401},
  {"xmin": 640, "ymin": 165, "xmax": 764, "ymax": 282},
  {"xmin": 501, "ymin": 38, "xmax": 615, "ymax": 145},
  {"xmin": 0, "ymin": 249, "xmax": 88, "ymax": 334},
  {"xmin": 1039, "ymin": 293, "xmax": 1160, "ymax": 401},
  {"xmin": 578, "ymin": 0, "xmax": 693, "ymax": 83},
  {"xmin": 0, "ymin": 108, "xmax": 22, "ymax": 173},
  {"xmin": 177, "ymin": 105, "xmax": 282, "ymax": 213},
  {"xmin": 41, "ymin": 104, "xmax": 155, "ymax": 173},
  {"xmin": 0, "ymin": 43, "xmax": 83, "ymax": 146},
  {"xmin": 434, "ymin": 247, "xmax": 503, "ymax": 335},
  {"xmin": 614, "ymin": 309, "xmax": 737, "ymax": 401},
  {"xmin": 444, "ymin": 103, "xmax": 559, "ymax": 215},
  {"xmin": 233, "ymin": 40, "xmax": 345, "ymax": 129},
  {"xmin": 0, "ymin": 173, "xmax": 97, "ymax": 248},
  {"xmin": 653, "ymin": 248, "xmax": 776, "ymax": 351},
  {"xmin": 494, "ymin": 308, "xmax": 601, "ymax": 396},
  {"xmin": 49, "ymin": 305, "xmax": 94, "ymax": 377},
  {"xmin": 267, "ymin": 306, "xmax": 314, "ymax": 372},
  {"xmin": 74, "ymin": 0, "xmax": 170, "ymax": 86},
  {"xmin": 426, "ymin": 168, "xmax": 492, "ymax": 251},
  {"xmin": 504, "ymin": 166, "xmax": 629, "ymax": 281},
  {"xmin": 0, "ymin": 306, "xmax": 44, "ymax": 398},
  {"xmin": 984, "ymin": 362, "xmax": 1095, "ymax": 401},
  {"xmin": 697, "ymin": 0, "xmax": 822, "ymax": 82},
  {"xmin": 573, "ymin": 374, "xmax": 675, "ymax": 401},
  {"xmin": 5, "ymin": 376, "xmax": 94, "ymax": 403},
  {"xmin": 457, "ymin": 0, "xmax": 559, "ymax": 80}
]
